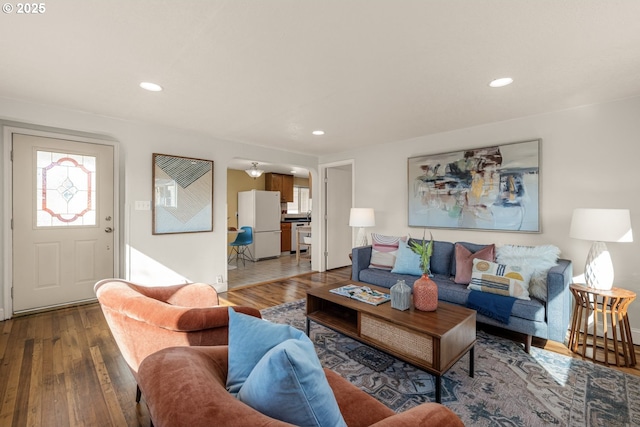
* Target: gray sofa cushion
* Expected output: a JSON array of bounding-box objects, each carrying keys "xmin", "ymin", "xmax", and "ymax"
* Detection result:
[
  {"xmin": 429, "ymin": 241, "xmax": 454, "ymax": 275},
  {"xmin": 359, "ymin": 269, "xmax": 545, "ymax": 323},
  {"xmin": 359, "ymin": 269, "xmax": 419, "ymax": 289}
]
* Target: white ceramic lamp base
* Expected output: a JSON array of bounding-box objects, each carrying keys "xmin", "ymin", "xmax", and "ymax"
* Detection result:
[
  {"xmin": 355, "ymin": 227, "xmax": 368, "ymax": 247},
  {"xmin": 584, "ymin": 241, "xmax": 614, "ymax": 290}
]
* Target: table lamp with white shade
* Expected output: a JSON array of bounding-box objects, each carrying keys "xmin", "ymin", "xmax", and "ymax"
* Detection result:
[
  {"xmin": 569, "ymin": 208, "xmax": 633, "ymax": 290},
  {"xmin": 349, "ymin": 208, "xmax": 375, "ymax": 247}
]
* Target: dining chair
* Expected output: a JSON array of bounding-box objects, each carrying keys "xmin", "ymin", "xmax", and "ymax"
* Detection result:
[{"xmin": 228, "ymin": 226, "xmax": 254, "ymax": 266}]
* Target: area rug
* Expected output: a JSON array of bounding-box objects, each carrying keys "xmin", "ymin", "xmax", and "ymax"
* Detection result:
[{"xmin": 261, "ymin": 299, "xmax": 640, "ymax": 427}]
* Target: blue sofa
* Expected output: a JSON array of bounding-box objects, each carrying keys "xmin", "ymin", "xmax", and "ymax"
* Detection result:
[{"xmin": 351, "ymin": 241, "xmax": 573, "ymax": 352}]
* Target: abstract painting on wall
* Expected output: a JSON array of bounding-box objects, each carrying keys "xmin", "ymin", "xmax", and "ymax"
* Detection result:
[
  {"xmin": 408, "ymin": 139, "xmax": 540, "ymax": 232},
  {"xmin": 153, "ymin": 154, "xmax": 213, "ymax": 234}
]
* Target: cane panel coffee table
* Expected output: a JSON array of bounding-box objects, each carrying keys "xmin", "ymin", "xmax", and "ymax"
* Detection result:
[{"xmin": 306, "ymin": 282, "xmax": 476, "ymax": 403}]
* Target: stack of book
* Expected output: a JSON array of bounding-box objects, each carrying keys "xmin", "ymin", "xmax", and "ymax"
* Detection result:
[{"xmin": 329, "ymin": 284, "xmax": 390, "ymax": 306}]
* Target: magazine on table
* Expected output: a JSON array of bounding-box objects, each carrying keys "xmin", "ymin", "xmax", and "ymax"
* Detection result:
[{"xmin": 330, "ymin": 284, "xmax": 390, "ymax": 306}]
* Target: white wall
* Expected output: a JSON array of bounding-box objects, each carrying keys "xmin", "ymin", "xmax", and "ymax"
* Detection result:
[
  {"xmin": 321, "ymin": 96, "xmax": 640, "ymax": 342},
  {"xmin": 2, "ymin": 94, "xmax": 639, "ymax": 343},
  {"xmin": 0, "ymin": 97, "xmax": 318, "ymax": 316}
]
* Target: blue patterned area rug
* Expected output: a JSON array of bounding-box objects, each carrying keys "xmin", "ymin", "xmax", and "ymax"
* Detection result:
[{"xmin": 261, "ymin": 299, "xmax": 640, "ymax": 427}]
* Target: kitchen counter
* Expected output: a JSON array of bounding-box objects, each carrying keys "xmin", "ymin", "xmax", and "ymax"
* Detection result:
[
  {"xmin": 281, "ymin": 218, "xmax": 311, "ymax": 223},
  {"xmin": 281, "ymin": 220, "xmax": 311, "ymax": 253}
]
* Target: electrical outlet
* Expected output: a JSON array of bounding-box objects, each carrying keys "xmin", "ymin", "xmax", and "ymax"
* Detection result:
[{"xmin": 216, "ymin": 275, "xmax": 224, "ymax": 284}]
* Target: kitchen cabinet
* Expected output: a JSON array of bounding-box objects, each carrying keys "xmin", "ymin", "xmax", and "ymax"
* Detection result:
[
  {"xmin": 264, "ymin": 173, "xmax": 281, "ymax": 194},
  {"xmin": 281, "ymin": 222, "xmax": 291, "ymax": 252},
  {"xmin": 265, "ymin": 173, "xmax": 294, "ymax": 202},
  {"xmin": 282, "ymin": 174, "xmax": 294, "ymax": 202}
]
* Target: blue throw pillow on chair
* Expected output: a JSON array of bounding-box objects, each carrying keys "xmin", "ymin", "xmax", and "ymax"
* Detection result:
[
  {"xmin": 226, "ymin": 307, "xmax": 304, "ymax": 395},
  {"xmin": 226, "ymin": 308, "xmax": 346, "ymax": 427},
  {"xmin": 238, "ymin": 338, "xmax": 347, "ymax": 427}
]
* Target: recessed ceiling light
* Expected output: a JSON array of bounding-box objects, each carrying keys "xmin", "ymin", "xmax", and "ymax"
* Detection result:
[
  {"xmin": 312, "ymin": 130, "xmax": 325, "ymax": 136},
  {"xmin": 140, "ymin": 82, "xmax": 163, "ymax": 92},
  {"xmin": 290, "ymin": 170, "xmax": 296, "ymax": 174},
  {"xmin": 489, "ymin": 77, "xmax": 513, "ymax": 88}
]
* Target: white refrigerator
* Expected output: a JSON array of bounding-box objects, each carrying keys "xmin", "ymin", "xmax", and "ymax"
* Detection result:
[{"xmin": 237, "ymin": 190, "xmax": 282, "ymax": 260}]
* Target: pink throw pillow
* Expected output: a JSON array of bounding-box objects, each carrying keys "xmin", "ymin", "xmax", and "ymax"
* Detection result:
[
  {"xmin": 368, "ymin": 233, "xmax": 402, "ymax": 270},
  {"xmin": 454, "ymin": 244, "xmax": 495, "ymax": 284}
]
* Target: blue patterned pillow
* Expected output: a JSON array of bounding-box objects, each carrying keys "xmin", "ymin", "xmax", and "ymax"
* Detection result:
[{"xmin": 391, "ymin": 239, "xmax": 423, "ymax": 276}]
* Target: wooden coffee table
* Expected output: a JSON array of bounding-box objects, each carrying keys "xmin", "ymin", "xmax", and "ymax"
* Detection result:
[{"xmin": 306, "ymin": 282, "xmax": 476, "ymax": 403}]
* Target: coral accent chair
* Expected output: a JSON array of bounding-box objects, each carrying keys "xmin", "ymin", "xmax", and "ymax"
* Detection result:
[
  {"xmin": 138, "ymin": 346, "xmax": 465, "ymax": 427},
  {"xmin": 94, "ymin": 279, "xmax": 261, "ymax": 401}
]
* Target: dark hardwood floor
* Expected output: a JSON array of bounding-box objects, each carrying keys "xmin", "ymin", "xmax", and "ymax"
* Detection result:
[{"xmin": 0, "ymin": 266, "xmax": 637, "ymax": 426}]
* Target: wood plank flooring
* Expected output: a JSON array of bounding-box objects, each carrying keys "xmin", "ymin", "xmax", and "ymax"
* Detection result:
[
  {"xmin": 0, "ymin": 266, "xmax": 638, "ymax": 427},
  {"xmin": 0, "ymin": 300, "xmax": 150, "ymax": 427}
]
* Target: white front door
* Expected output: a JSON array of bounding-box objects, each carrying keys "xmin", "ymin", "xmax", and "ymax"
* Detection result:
[
  {"xmin": 325, "ymin": 165, "xmax": 353, "ymax": 270},
  {"xmin": 12, "ymin": 133, "xmax": 115, "ymax": 313}
]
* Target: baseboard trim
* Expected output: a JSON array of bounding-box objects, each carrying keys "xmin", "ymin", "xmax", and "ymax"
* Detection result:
[{"xmin": 633, "ymin": 328, "xmax": 640, "ymax": 347}]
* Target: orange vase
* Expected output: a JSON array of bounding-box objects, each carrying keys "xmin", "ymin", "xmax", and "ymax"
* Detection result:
[{"xmin": 413, "ymin": 274, "xmax": 438, "ymax": 311}]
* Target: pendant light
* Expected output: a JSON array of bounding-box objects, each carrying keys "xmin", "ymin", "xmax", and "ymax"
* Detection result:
[{"xmin": 245, "ymin": 162, "xmax": 264, "ymax": 179}]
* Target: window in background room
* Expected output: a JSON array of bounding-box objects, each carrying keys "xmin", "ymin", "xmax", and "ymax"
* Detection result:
[{"xmin": 287, "ymin": 186, "xmax": 311, "ymax": 214}]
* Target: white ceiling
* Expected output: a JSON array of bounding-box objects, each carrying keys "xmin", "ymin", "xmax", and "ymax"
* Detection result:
[{"xmin": 2, "ymin": 1, "xmax": 640, "ymax": 161}]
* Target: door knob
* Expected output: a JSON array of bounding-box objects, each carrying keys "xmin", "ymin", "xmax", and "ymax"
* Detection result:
[{"xmin": 105, "ymin": 227, "xmax": 113, "ymax": 233}]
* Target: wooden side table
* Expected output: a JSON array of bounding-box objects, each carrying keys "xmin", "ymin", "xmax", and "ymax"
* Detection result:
[{"xmin": 568, "ymin": 283, "xmax": 636, "ymax": 367}]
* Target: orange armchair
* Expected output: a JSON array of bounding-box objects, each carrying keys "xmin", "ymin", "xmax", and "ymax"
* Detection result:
[
  {"xmin": 138, "ymin": 346, "xmax": 464, "ymax": 427},
  {"xmin": 94, "ymin": 279, "xmax": 261, "ymax": 401}
]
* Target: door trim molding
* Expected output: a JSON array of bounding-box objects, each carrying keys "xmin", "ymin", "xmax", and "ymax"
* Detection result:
[
  {"xmin": 318, "ymin": 159, "xmax": 355, "ymax": 272},
  {"xmin": 2, "ymin": 125, "xmax": 120, "ymax": 319}
]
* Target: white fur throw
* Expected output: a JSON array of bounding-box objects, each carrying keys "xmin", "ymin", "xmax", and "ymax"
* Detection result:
[{"xmin": 496, "ymin": 245, "xmax": 561, "ymax": 301}]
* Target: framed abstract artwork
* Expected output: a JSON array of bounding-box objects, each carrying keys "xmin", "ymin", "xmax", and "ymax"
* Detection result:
[
  {"xmin": 152, "ymin": 153, "xmax": 214, "ymax": 234},
  {"xmin": 408, "ymin": 139, "xmax": 540, "ymax": 232}
]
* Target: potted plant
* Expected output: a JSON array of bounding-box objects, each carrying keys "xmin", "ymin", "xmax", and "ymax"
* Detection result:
[
  {"xmin": 408, "ymin": 229, "xmax": 438, "ymax": 311},
  {"xmin": 408, "ymin": 229, "xmax": 434, "ymax": 276}
]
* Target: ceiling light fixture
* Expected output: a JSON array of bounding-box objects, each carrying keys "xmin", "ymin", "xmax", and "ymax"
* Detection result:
[
  {"xmin": 312, "ymin": 130, "xmax": 325, "ymax": 136},
  {"xmin": 140, "ymin": 82, "xmax": 163, "ymax": 92},
  {"xmin": 489, "ymin": 77, "xmax": 513, "ymax": 88},
  {"xmin": 245, "ymin": 162, "xmax": 264, "ymax": 179}
]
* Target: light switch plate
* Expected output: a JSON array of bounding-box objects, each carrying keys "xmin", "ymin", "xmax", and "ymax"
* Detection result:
[{"xmin": 135, "ymin": 201, "xmax": 151, "ymax": 211}]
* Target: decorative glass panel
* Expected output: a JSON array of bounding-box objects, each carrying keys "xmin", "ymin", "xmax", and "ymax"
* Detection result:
[{"xmin": 36, "ymin": 150, "xmax": 97, "ymax": 227}]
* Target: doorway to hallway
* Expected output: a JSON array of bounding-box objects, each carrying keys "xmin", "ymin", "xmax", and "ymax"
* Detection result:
[{"xmin": 323, "ymin": 162, "xmax": 353, "ymax": 270}]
